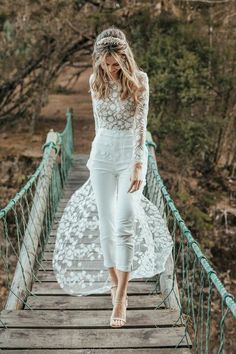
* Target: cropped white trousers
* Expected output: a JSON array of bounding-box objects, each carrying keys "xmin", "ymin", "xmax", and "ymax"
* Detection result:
[{"xmin": 86, "ymin": 127, "xmax": 148, "ymax": 272}]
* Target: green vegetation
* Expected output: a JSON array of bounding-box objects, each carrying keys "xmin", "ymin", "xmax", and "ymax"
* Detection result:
[{"xmin": 128, "ymin": 11, "xmax": 232, "ymax": 168}]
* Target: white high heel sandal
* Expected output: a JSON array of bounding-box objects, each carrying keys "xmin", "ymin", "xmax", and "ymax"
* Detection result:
[{"xmin": 110, "ymin": 297, "xmax": 128, "ymax": 328}]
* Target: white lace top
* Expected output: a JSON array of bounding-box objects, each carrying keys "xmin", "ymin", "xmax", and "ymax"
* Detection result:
[{"xmin": 89, "ymin": 70, "xmax": 149, "ymax": 165}]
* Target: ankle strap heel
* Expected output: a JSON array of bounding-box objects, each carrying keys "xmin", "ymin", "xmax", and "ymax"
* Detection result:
[{"xmin": 110, "ymin": 297, "xmax": 127, "ymax": 328}]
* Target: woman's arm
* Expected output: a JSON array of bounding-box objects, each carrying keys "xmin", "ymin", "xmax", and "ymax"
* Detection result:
[
  {"xmin": 128, "ymin": 72, "xmax": 149, "ymax": 193},
  {"xmin": 89, "ymin": 74, "xmax": 99, "ymax": 134},
  {"xmin": 133, "ymin": 72, "xmax": 149, "ymax": 168}
]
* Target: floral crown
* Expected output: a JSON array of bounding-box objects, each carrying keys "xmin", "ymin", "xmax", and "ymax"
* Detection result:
[{"xmin": 95, "ymin": 36, "xmax": 127, "ymax": 51}]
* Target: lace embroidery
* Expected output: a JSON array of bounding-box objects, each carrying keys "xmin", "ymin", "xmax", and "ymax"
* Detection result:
[
  {"xmin": 89, "ymin": 71, "xmax": 149, "ymax": 166},
  {"xmin": 52, "ymin": 177, "xmax": 174, "ymax": 296}
]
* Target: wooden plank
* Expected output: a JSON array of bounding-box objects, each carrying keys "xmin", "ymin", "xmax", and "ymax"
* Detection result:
[
  {"xmin": 72, "ymin": 166, "xmax": 88, "ymax": 169},
  {"xmin": 0, "ymin": 309, "xmax": 183, "ymax": 328},
  {"xmin": 40, "ymin": 252, "xmax": 109, "ymax": 261},
  {"xmin": 57, "ymin": 200, "xmax": 73, "ymax": 205},
  {"xmin": 59, "ymin": 194, "xmax": 78, "ymax": 201},
  {"xmin": 62, "ymin": 191, "xmax": 87, "ymax": 197},
  {"xmin": 47, "ymin": 234, "xmax": 98, "ymax": 240},
  {"xmin": 72, "ymin": 154, "xmax": 89, "ymax": 160},
  {"xmin": 25, "ymin": 294, "xmax": 164, "ymax": 310},
  {"xmin": 38, "ymin": 260, "xmax": 105, "ymax": 269},
  {"xmin": 69, "ymin": 167, "xmax": 88, "ymax": 171},
  {"xmin": 37, "ymin": 262, "xmax": 159, "ymax": 282},
  {"xmin": 40, "ymin": 252, "xmax": 105, "ymax": 261},
  {"xmin": 35, "ymin": 271, "xmax": 111, "ymax": 282},
  {"xmin": 69, "ymin": 162, "xmax": 89, "ymax": 166},
  {"xmin": 35, "ymin": 270, "xmax": 158, "ymax": 282},
  {"xmin": 58, "ymin": 198, "xmax": 84, "ymax": 203},
  {"xmin": 70, "ymin": 157, "xmax": 88, "ymax": 161},
  {"xmin": 38, "ymin": 258, "xmax": 107, "ymax": 271},
  {"xmin": 65, "ymin": 177, "xmax": 88, "ymax": 182},
  {"xmin": 63, "ymin": 181, "xmax": 88, "ymax": 186},
  {"xmin": 67, "ymin": 171, "xmax": 87, "ymax": 175},
  {"xmin": 69, "ymin": 168, "xmax": 90, "ymax": 172},
  {"xmin": 61, "ymin": 188, "xmax": 86, "ymax": 193},
  {"xmin": 56, "ymin": 207, "xmax": 94, "ymax": 216},
  {"xmin": 41, "ymin": 252, "xmax": 107, "ymax": 271},
  {"xmin": 31, "ymin": 282, "xmax": 159, "ymax": 295},
  {"xmin": 45, "ymin": 237, "xmax": 99, "ymax": 245},
  {"xmin": 48, "ymin": 230, "xmax": 98, "ymax": 237},
  {"xmin": 65, "ymin": 178, "xmax": 88, "ymax": 182},
  {"xmin": 51, "ymin": 222, "xmax": 61, "ymax": 228},
  {"xmin": 53, "ymin": 212, "xmax": 96, "ymax": 218},
  {"xmin": 48, "ymin": 230, "xmax": 100, "ymax": 244},
  {"xmin": 67, "ymin": 173, "xmax": 90, "ymax": 178},
  {"xmin": 70, "ymin": 161, "xmax": 88, "ymax": 165},
  {"xmin": 0, "ymin": 349, "xmax": 192, "ymax": 354},
  {"xmin": 44, "ymin": 242, "xmax": 103, "ymax": 252},
  {"xmin": 0, "ymin": 327, "xmax": 191, "ymax": 349},
  {"xmin": 69, "ymin": 159, "xmax": 88, "ymax": 163},
  {"xmin": 62, "ymin": 182, "xmax": 87, "ymax": 188},
  {"xmin": 59, "ymin": 178, "xmax": 84, "ymax": 183},
  {"xmin": 66, "ymin": 171, "xmax": 89, "ymax": 176},
  {"xmin": 62, "ymin": 186, "xmax": 85, "ymax": 190},
  {"xmin": 65, "ymin": 179, "xmax": 89, "ymax": 184},
  {"xmin": 65, "ymin": 174, "xmax": 88, "ymax": 178},
  {"xmin": 62, "ymin": 186, "xmax": 87, "ymax": 192}
]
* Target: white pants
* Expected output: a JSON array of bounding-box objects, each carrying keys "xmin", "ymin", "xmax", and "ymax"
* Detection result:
[{"xmin": 87, "ymin": 128, "xmax": 148, "ymax": 272}]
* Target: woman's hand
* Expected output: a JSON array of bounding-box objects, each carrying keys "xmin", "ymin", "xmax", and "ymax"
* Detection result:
[{"xmin": 127, "ymin": 163, "xmax": 143, "ymax": 193}]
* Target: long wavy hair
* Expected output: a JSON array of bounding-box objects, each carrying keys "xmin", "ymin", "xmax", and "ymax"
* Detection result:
[{"xmin": 90, "ymin": 26, "xmax": 146, "ymax": 110}]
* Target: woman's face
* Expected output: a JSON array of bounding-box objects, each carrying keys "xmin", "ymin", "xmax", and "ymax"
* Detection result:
[{"xmin": 104, "ymin": 55, "xmax": 120, "ymax": 75}]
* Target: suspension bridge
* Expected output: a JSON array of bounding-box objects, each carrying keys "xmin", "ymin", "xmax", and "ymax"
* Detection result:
[{"xmin": 0, "ymin": 110, "xmax": 235, "ymax": 353}]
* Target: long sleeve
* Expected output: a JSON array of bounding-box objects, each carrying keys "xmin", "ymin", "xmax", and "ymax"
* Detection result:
[
  {"xmin": 133, "ymin": 72, "xmax": 149, "ymax": 166},
  {"xmin": 89, "ymin": 74, "xmax": 99, "ymax": 134}
]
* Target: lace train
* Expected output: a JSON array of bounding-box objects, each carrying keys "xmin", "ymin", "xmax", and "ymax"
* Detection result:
[{"xmin": 52, "ymin": 175, "xmax": 174, "ymax": 296}]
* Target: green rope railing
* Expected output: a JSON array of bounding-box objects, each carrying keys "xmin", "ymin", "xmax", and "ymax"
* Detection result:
[
  {"xmin": 144, "ymin": 134, "xmax": 236, "ymax": 354},
  {"xmin": 0, "ymin": 109, "xmax": 74, "ymax": 316}
]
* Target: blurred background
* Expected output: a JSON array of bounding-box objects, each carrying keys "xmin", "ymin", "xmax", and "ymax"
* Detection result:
[{"xmin": 0, "ymin": 0, "xmax": 235, "ymax": 349}]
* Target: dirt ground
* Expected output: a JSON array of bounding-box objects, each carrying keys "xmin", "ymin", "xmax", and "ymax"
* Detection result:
[
  {"xmin": 0, "ymin": 62, "xmax": 95, "ymax": 206},
  {"xmin": 39, "ymin": 64, "xmax": 95, "ymax": 154},
  {"xmin": 0, "ymin": 63, "xmax": 94, "ymax": 159}
]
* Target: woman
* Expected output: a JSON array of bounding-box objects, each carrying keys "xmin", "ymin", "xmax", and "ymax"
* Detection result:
[{"xmin": 52, "ymin": 27, "xmax": 173, "ymax": 329}]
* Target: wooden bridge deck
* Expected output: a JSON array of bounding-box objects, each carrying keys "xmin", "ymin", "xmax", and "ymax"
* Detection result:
[{"xmin": 0, "ymin": 154, "xmax": 192, "ymax": 353}]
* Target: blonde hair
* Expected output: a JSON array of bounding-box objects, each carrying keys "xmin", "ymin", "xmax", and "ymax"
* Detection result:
[{"xmin": 90, "ymin": 26, "xmax": 146, "ymax": 110}]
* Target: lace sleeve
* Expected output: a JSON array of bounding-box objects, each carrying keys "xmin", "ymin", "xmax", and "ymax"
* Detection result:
[
  {"xmin": 89, "ymin": 74, "xmax": 99, "ymax": 134},
  {"xmin": 133, "ymin": 72, "xmax": 149, "ymax": 166}
]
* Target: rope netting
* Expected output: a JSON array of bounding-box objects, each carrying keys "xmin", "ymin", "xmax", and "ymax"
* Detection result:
[
  {"xmin": 144, "ymin": 136, "xmax": 236, "ymax": 353},
  {"xmin": 0, "ymin": 110, "xmax": 74, "ymax": 314}
]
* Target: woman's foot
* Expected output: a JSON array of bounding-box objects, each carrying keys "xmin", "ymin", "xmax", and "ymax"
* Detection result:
[{"xmin": 110, "ymin": 296, "xmax": 128, "ymax": 328}]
